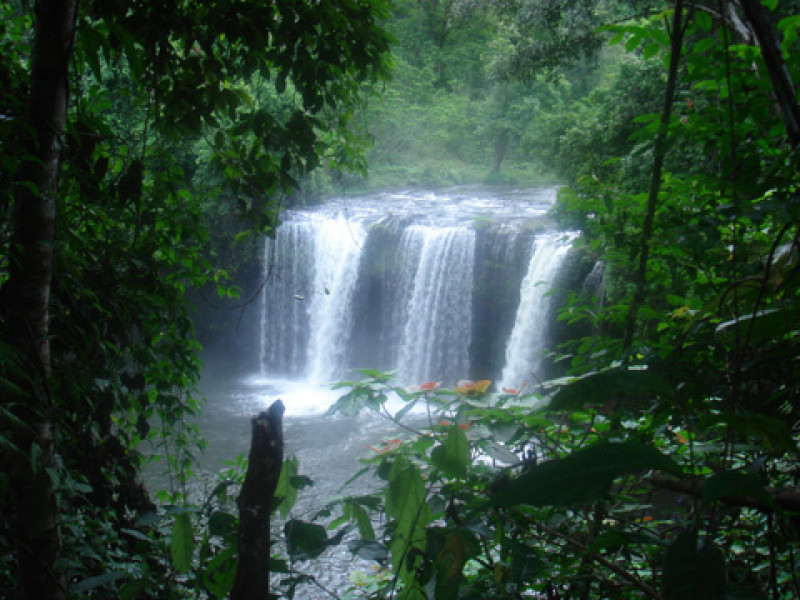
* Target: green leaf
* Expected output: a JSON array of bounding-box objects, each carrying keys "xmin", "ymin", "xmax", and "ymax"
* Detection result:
[
  {"xmin": 412, "ymin": 435, "xmax": 435, "ymax": 454},
  {"xmin": 702, "ymin": 471, "xmax": 775, "ymax": 509},
  {"xmin": 70, "ymin": 570, "xmax": 129, "ymax": 593},
  {"xmin": 643, "ymin": 43, "xmax": 660, "ymax": 59},
  {"xmin": 691, "ymin": 37, "xmax": 717, "ymax": 55},
  {"xmin": 722, "ymin": 586, "xmax": 767, "ymax": 599},
  {"xmin": 285, "ymin": 519, "xmax": 329, "ymax": 560},
  {"xmin": 588, "ymin": 528, "xmax": 667, "ymax": 553},
  {"xmin": 387, "ymin": 460, "xmax": 429, "ymax": 522},
  {"xmin": 119, "ymin": 527, "xmax": 153, "ymax": 543},
  {"xmin": 203, "ymin": 480, "xmax": 238, "ymax": 509},
  {"xmin": 509, "ymin": 539, "xmax": 546, "ymax": 583},
  {"xmin": 427, "ymin": 527, "xmax": 479, "ymax": 599},
  {"xmin": 699, "ymin": 412, "xmax": 794, "ymax": 453},
  {"xmin": 663, "ymin": 531, "xmax": 725, "ymax": 599},
  {"xmin": 695, "ymin": 10, "xmax": 712, "ymax": 31},
  {"xmin": 481, "ymin": 440, "xmax": 521, "ymax": 465},
  {"xmin": 778, "ymin": 16, "xmax": 800, "ymax": 54},
  {"xmin": 431, "ymin": 427, "xmax": 469, "ymax": 479},
  {"xmin": 492, "ymin": 441, "xmax": 681, "ymax": 508},
  {"xmin": 348, "ymin": 539, "xmax": 389, "ymax": 563},
  {"xmin": 352, "ymin": 504, "xmax": 375, "ymax": 540},
  {"xmin": 549, "ymin": 368, "xmax": 672, "ymax": 411},
  {"xmin": 607, "ymin": 30, "xmax": 626, "ymax": 46},
  {"xmin": 120, "ymin": 580, "xmax": 153, "ymax": 600},
  {"xmin": 207, "ymin": 510, "xmax": 237, "ymax": 539},
  {"xmin": 170, "ymin": 513, "xmax": 194, "ymax": 573},
  {"xmin": 29, "ymin": 442, "xmax": 42, "ymax": 474},
  {"xmin": 270, "ymin": 556, "xmax": 290, "ymax": 573},
  {"xmin": 394, "ymin": 398, "xmax": 418, "ymax": 422},
  {"xmin": 339, "ymin": 465, "xmax": 371, "ymax": 490},
  {"xmin": 290, "ymin": 475, "xmax": 313, "ymax": 490},
  {"xmin": 326, "ymin": 386, "xmax": 380, "ymax": 417},
  {"xmin": 202, "ymin": 547, "xmax": 237, "ymax": 597},
  {"xmin": 275, "ymin": 456, "xmax": 300, "ymax": 518},
  {"xmin": 715, "ymin": 307, "xmax": 799, "ymax": 343},
  {"xmin": 625, "ymin": 35, "xmax": 642, "ymax": 52},
  {"xmin": 386, "ymin": 459, "xmax": 431, "ymax": 573}
]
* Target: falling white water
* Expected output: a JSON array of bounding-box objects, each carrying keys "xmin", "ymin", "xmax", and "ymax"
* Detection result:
[
  {"xmin": 397, "ymin": 226, "xmax": 475, "ymax": 385},
  {"xmin": 384, "ymin": 225, "xmax": 424, "ymax": 369},
  {"xmin": 305, "ymin": 215, "xmax": 366, "ymax": 385},
  {"xmin": 253, "ymin": 187, "xmax": 574, "ymax": 415},
  {"xmin": 261, "ymin": 221, "xmax": 315, "ymax": 376},
  {"xmin": 260, "ymin": 242, "xmax": 267, "ymax": 375},
  {"xmin": 499, "ymin": 232, "xmax": 577, "ymax": 390}
]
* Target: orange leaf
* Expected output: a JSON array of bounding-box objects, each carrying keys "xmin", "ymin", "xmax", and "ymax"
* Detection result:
[
  {"xmin": 420, "ymin": 381, "xmax": 439, "ymax": 391},
  {"xmin": 454, "ymin": 379, "xmax": 492, "ymax": 395},
  {"xmin": 475, "ymin": 380, "xmax": 491, "ymax": 393},
  {"xmin": 369, "ymin": 438, "xmax": 404, "ymax": 453}
]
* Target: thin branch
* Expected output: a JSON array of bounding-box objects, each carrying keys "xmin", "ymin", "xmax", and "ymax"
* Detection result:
[
  {"xmin": 289, "ymin": 569, "xmax": 342, "ymax": 600},
  {"xmin": 539, "ymin": 523, "xmax": 663, "ymax": 600},
  {"xmin": 623, "ymin": 0, "xmax": 688, "ymax": 351},
  {"xmin": 648, "ymin": 473, "xmax": 800, "ymax": 513},
  {"xmin": 378, "ymin": 403, "xmax": 430, "ymax": 439}
]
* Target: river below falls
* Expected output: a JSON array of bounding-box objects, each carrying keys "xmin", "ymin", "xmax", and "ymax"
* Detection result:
[{"xmin": 177, "ymin": 362, "xmax": 408, "ymax": 598}]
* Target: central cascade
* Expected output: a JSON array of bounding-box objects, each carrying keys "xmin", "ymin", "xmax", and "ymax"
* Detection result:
[
  {"xmin": 258, "ymin": 187, "xmax": 577, "ymax": 390},
  {"xmin": 396, "ymin": 226, "xmax": 475, "ymax": 385}
]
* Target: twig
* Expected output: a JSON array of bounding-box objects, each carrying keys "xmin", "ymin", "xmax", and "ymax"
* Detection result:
[
  {"xmin": 647, "ymin": 473, "xmax": 800, "ymax": 513},
  {"xmin": 539, "ymin": 523, "xmax": 663, "ymax": 600},
  {"xmin": 290, "ymin": 569, "xmax": 342, "ymax": 600}
]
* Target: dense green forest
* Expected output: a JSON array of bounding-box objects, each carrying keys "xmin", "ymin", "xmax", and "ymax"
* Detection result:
[{"xmin": 1, "ymin": 1, "xmax": 800, "ymax": 599}]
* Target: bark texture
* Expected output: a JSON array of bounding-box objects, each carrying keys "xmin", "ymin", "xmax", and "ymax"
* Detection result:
[
  {"xmin": 738, "ymin": 0, "xmax": 800, "ymax": 149},
  {"xmin": 231, "ymin": 400, "xmax": 285, "ymax": 600},
  {"xmin": 3, "ymin": 1, "xmax": 78, "ymax": 599}
]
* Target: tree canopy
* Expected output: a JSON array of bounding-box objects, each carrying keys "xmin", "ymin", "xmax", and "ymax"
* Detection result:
[{"xmin": 0, "ymin": 1, "xmax": 390, "ymax": 597}]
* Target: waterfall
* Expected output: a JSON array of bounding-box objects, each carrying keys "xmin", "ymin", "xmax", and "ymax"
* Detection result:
[
  {"xmin": 396, "ymin": 226, "xmax": 475, "ymax": 385},
  {"xmin": 256, "ymin": 188, "xmax": 577, "ymax": 396},
  {"xmin": 305, "ymin": 215, "xmax": 366, "ymax": 384},
  {"xmin": 261, "ymin": 220, "xmax": 315, "ymax": 376},
  {"xmin": 499, "ymin": 232, "xmax": 577, "ymax": 391},
  {"xmin": 260, "ymin": 215, "xmax": 365, "ymax": 382}
]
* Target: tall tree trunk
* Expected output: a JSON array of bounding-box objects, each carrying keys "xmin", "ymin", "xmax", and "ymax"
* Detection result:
[
  {"xmin": 3, "ymin": 1, "xmax": 78, "ymax": 599},
  {"xmin": 493, "ymin": 129, "xmax": 510, "ymax": 172},
  {"xmin": 231, "ymin": 401, "xmax": 285, "ymax": 600}
]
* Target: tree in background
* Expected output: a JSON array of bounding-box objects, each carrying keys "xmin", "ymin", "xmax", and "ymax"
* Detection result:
[
  {"xmin": 0, "ymin": 1, "xmax": 390, "ymax": 598},
  {"xmin": 357, "ymin": 0, "xmax": 652, "ymax": 186},
  {"xmin": 2, "ymin": 4, "xmax": 79, "ymax": 598}
]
